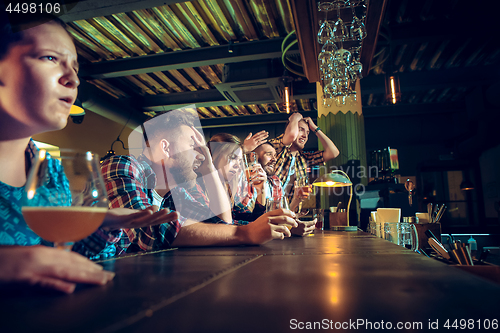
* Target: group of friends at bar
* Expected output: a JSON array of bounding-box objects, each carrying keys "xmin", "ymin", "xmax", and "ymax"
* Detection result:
[{"xmin": 0, "ymin": 14, "xmax": 339, "ymax": 293}]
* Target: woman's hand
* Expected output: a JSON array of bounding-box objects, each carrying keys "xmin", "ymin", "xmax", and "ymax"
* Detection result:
[{"xmin": 0, "ymin": 246, "xmax": 115, "ymax": 294}]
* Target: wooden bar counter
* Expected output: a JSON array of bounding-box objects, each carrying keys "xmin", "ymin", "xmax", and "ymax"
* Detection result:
[{"xmin": 2, "ymin": 231, "xmax": 499, "ymax": 332}]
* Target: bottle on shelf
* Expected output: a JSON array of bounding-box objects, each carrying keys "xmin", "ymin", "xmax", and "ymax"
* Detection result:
[{"xmin": 467, "ymin": 236, "xmax": 477, "ymax": 259}]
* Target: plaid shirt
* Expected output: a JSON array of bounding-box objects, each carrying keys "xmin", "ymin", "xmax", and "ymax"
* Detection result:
[
  {"xmin": 101, "ymin": 154, "xmax": 224, "ymax": 253},
  {"xmin": 0, "ymin": 139, "xmax": 120, "ymax": 259},
  {"xmin": 269, "ymin": 134, "xmax": 324, "ymax": 192}
]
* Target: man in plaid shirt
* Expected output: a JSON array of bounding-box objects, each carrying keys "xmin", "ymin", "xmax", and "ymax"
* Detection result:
[
  {"xmin": 269, "ymin": 112, "xmax": 340, "ymax": 201},
  {"xmin": 254, "ymin": 143, "xmax": 316, "ymax": 236},
  {"xmin": 102, "ymin": 110, "xmax": 297, "ymax": 252}
]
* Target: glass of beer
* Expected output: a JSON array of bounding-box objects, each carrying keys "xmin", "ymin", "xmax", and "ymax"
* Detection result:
[
  {"xmin": 243, "ymin": 151, "xmax": 261, "ymax": 192},
  {"xmin": 22, "ymin": 149, "xmax": 109, "ymax": 251},
  {"xmin": 296, "ymin": 176, "xmax": 311, "ymax": 217},
  {"xmin": 243, "ymin": 152, "xmax": 257, "ymax": 180},
  {"xmin": 266, "ymin": 196, "xmax": 292, "ymax": 230}
]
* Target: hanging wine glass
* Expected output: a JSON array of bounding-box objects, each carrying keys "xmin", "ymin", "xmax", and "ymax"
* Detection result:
[
  {"xmin": 318, "ymin": 0, "xmax": 367, "ymax": 107},
  {"xmin": 341, "ymin": 48, "xmax": 352, "ymax": 64},
  {"xmin": 346, "ymin": 89, "xmax": 357, "ymax": 107},
  {"xmin": 333, "ymin": 49, "xmax": 349, "ymax": 78},
  {"xmin": 350, "ymin": 61, "xmax": 363, "ymax": 80},
  {"xmin": 318, "ymin": 2, "xmax": 335, "ymax": 44},
  {"xmin": 347, "ymin": 65, "xmax": 357, "ymax": 81},
  {"xmin": 332, "ymin": 0, "xmax": 350, "ymax": 42},
  {"xmin": 350, "ymin": 44, "xmax": 362, "ymax": 61},
  {"xmin": 317, "ymin": 20, "xmax": 334, "ymax": 44},
  {"xmin": 334, "ymin": 48, "xmax": 347, "ymax": 63},
  {"xmin": 320, "ymin": 40, "xmax": 338, "ymax": 57},
  {"xmin": 350, "ymin": 16, "xmax": 366, "ymax": 40},
  {"xmin": 337, "ymin": 76, "xmax": 350, "ymax": 94},
  {"xmin": 318, "ymin": 40, "xmax": 337, "ymax": 75},
  {"xmin": 349, "ymin": 3, "xmax": 366, "ymax": 41},
  {"xmin": 324, "ymin": 79, "xmax": 337, "ymax": 99},
  {"xmin": 318, "ymin": 43, "xmax": 335, "ymax": 68},
  {"xmin": 332, "ymin": 17, "xmax": 348, "ymax": 42},
  {"xmin": 318, "ymin": 2, "xmax": 336, "ymax": 12},
  {"xmin": 335, "ymin": 93, "xmax": 346, "ymax": 106}
]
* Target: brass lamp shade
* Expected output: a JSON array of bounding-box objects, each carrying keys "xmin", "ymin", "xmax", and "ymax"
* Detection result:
[
  {"xmin": 313, "ymin": 172, "xmax": 352, "ymax": 188},
  {"xmin": 70, "ymin": 99, "xmax": 85, "ymax": 116},
  {"xmin": 313, "ymin": 170, "xmax": 356, "ymax": 231},
  {"xmin": 460, "ymin": 180, "xmax": 474, "ymax": 191}
]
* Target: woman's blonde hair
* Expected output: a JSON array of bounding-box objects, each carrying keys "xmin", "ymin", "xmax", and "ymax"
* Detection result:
[{"xmin": 208, "ymin": 133, "xmax": 242, "ymax": 170}]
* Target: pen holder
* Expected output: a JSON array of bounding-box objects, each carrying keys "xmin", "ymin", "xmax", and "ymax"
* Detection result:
[
  {"xmin": 329, "ymin": 211, "xmax": 348, "ymax": 229},
  {"xmin": 412, "ymin": 223, "xmax": 441, "ymax": 252}
]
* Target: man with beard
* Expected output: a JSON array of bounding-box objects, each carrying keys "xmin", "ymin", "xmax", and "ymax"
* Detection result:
[
  {"xmin": 254, "ymin": 143, "xmax": 316, "ymax": 236},
  {"xmin": 269, "ymin": 113, "xmax": 340, "ymax": 200},
  {"xmin": 101, "ymin": 110, "xmax": 297, "ymax": 252}
]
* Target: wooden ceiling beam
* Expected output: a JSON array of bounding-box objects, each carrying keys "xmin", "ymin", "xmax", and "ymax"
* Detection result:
[
  {"xmin": 133, "ymin": 89, "xmax": 317, "ymax": 112},
  {"xmin": 290, "ymin": 0, "xmax": 319, "ymax": 83},
  {"xmin": 360, "ymin": 0, "xmax": 389, "ymax": 78},
  {"xmin": 59, "ymin": 0, "xmax": 189, "ymax": 22},
  {"xmin": 79, "ymin": 38, "xmax": 297, "ymax": 79}
]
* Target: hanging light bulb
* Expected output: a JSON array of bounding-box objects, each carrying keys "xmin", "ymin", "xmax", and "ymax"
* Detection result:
[
  {"xmin": 385, "ymin": 74, "xmax": 401, "ymax": 104},
  {"xmin": 282, "ymin": 73, "xmax": 293, "ymax": 114},
  {"xmin": 284, "ymin": 86, "xmax": 291, "ymax": 114}
]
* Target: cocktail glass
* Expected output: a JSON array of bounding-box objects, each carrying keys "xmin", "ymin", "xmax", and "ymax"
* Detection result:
[{"xmin": 22, "ymin": 149, "xmax": 109, "ymax": 251}]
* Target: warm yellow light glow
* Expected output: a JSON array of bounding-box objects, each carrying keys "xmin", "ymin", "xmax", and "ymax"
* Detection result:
[
  {"xmin": 390, "ymin": 76, "xmax": 396, "ymax": 104},
  {"xmin": 329, "ymin": 285, "xmax": 340, "ymax": 304},
  {"xmin": 39, "ymin": 149, "xmax": 46, "ymax": 159},
  {"xmin": 284, "ymin": 86, "xmax": 290, "ymax": 114},
  {"xmin": 27, "ymin": 190, "xmax": 35, "ymax": 200},
  {"xmin": 327, "ymin": 268, "xmax": 340, "ymax": 304},
  {"xmin": 313, "ymin": 181, "xmax": 351, "ymax": 187}
]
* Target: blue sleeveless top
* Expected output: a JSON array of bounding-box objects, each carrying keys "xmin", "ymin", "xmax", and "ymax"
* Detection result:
[{"xmin": 0, "ymin": 140, "xmax": 70, "ymax": 246}]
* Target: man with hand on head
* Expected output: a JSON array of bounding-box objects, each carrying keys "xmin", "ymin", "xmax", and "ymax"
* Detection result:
[
  {"xmin": 0, "ymin": 13, "xmax": 176, "ymax": 293},
  {"xmin": 269, "ymin": 112, "xmax": 340, "ymax": 201},
  {"xmin": 101, "ymin": 109, "xmax": 297, "ymax": 253}
]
